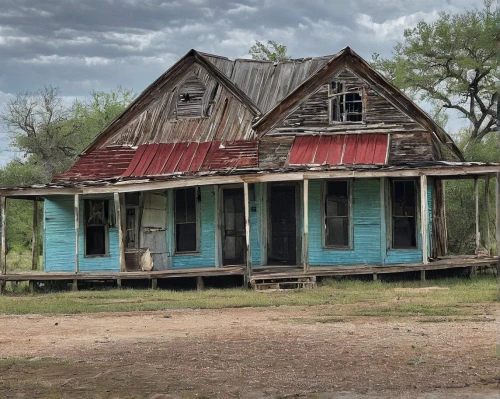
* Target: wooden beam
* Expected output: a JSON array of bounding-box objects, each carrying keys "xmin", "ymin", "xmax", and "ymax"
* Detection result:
[
  {"xmin": 151, "ymin": 278, "xmax": 158, "ymax": 290},
  {"xmin": 214, "ymin": 185, "xmax": 222, "ymax": 268},
  {"xmin": 474, "ymin": 177, "xmax": 480, "ymax": 254},
  {"xmin": 74, "ymin": 194, "xmax": 79, "ymax": 273},
  {"xmin": 243, "ymin": 182, "xmax": 252, "ymax": 287},
  {"xmin": 303, "ymin": 179, "xmax": 309, "ymax": 273},
  {"xmin": 31, "ymin": 199, "xmax": 39, "ymax": 271},
  {"xmin": 496, "ymin": 172, "xmax": 500, "ymax": 278},
  {"xmin": 420, "ymin": 270, "xmax": 426, "ymax": 281},
  {"xmin": 114, "ymin": 193, "xmax": 126, "ymax": 272},
  {"xmin": 196, "ymin": 276, "xmax": 204, "ymax": 291},
  {"xmin": 485, "ymin": 176, "xmax": 491, "ymax": 256},
  {"xmin": 380, "ymin": 178, "xmax": 387, "ymax": 264},
  {"xmin": 420, "ymin": 175, "xmax": 429, "ymax": 265},
  {"xmin": 1, "ymin": 196, "xmax": 6, "ymax": 276}
]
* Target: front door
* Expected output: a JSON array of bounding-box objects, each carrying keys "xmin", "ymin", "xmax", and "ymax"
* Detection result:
[
  {"xmin": 222, "ymin": 188, "xmax": 246, "ymax": 265},
  {"xmin": 269, "ymin": 185, "xmax": 297, "ymax": 264}
]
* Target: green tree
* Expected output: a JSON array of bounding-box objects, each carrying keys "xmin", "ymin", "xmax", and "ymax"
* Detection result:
[
  {"xmin": 372, "ymin": 1, "xmax": 498, "ymax": 149},
  {"xmin": 249, "ymin": 40, "xmax": 290, "ymax": 62}
]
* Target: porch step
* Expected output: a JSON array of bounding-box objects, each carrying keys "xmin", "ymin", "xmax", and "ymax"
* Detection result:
[{"xmin": 251, "ymin": 276, "xmax": 317, "ymax": 291}]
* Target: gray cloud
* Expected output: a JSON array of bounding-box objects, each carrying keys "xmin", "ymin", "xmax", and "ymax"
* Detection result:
[{"xmin": 0, "ymin": 0, "xmax": 484, "ymax": 164}]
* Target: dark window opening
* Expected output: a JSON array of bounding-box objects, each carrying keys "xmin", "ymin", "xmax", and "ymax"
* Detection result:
[
  {"xmin": 392, "ymin": 180, "xmax": 417, "ymax": 248},
  {"xmin": 179, "ymin": 93, "xmax": 191, "ymax": 102},
  {"xmin": 84, "ymin": 200, "xmax": 109, "ymax": 256},
  {"xmin": 175, "ymin": 188, "xmax": 198, "ymax": 253},
  {"xmin": 330, "ymin": 81, "xmax": 363, "ymax": 122},
  {"xmin": 125, "ymin": 207, "xmax": 138, "ymax": 249},
  {"xmin": 325, "ymin": 181, "xmax": 350, "ymax": 247}
]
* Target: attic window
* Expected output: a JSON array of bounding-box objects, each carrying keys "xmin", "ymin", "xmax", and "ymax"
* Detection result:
[
  {"xmin": 329, "ymin": 81, "xmax": 363, "ymax": 123},
  {"xmin": 175, "ymin": 75, "xmax": 206, "ymax": 119}
]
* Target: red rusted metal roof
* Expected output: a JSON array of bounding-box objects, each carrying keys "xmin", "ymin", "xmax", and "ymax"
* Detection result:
[
  {"xmin": 121, "ymin": 140, "xmax": 258, "ymax": 178},
  {"xmin": 53, "ymin": 147, "xmax": 137, "ymax": 182},
  {"xmin": 288, "ymin": 134, "xmax": 388, "ymax": 166}
]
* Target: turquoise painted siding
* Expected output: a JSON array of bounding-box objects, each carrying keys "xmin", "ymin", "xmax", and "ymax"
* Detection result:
[
  {"xmin": 249, "ymin": 183, "xmax": 261, "ymax": 265},
  {"xmin": 308, "ymin": 179, "xmax": 382, "ymax": 266},
  {"xmin": 172, "ymin": 186, "xmax": 216, "ymax": 269},
  {"xmin": 78, "ymin": 196, "xmax": 120, "ymax": 272},
  {"xmin": 44, "ymin": 196, "xmax": 76, "ymax": 272},
  {"xmin": 385, "ymin": 181, "xmax": 433, "ymax": 264}
]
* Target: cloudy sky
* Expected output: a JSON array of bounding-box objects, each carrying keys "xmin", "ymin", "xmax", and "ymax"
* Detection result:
[{"xmin": 0, "ymin": 0, "xmax": 485, "ymax": 165}]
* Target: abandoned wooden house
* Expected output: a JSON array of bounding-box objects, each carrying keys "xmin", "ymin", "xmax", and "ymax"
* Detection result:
[{"xmin": 0, "ymin": 47, "xmax": 498, "ymax": 291}]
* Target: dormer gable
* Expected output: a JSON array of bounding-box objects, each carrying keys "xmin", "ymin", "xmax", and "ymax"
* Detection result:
[{"xmin": 174, "ymin": 71, "xmax": 207, "ymax": 119}]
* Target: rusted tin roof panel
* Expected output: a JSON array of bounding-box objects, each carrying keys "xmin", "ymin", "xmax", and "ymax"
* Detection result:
[
  {"xmin": 288, "ymin": 134, "xmax": 388, "ymax": 166},
  {"xmin": 53, "ymin": 147, "xmax": 137, "ymax": 182},
  {"xmin": 201, "ymin": 140, "xmax": 258, "ymax": 170}
]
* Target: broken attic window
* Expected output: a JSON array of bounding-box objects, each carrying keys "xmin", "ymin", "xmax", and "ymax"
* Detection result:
[
  {"xmin": 330, "ymin": 81, "xmax": 363, "ymax": 122},
  {"xmin": 84, "ymin": 199, "xmax": 109, "ymax": 256},
  {"xmin": 176, "ymin": 75, "xmax": 206, "ymax": 118},
  {"xmin": 179, "ymin": 93, "xmax": 191, "ymax": 102},
  {"xmin": 391, "ymin": 180, "xmax": 417, "ymax": 249}
]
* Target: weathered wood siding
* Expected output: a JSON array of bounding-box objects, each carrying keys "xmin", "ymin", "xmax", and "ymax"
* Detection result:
[
  {"xmin": 307, "ymin": 179, "xmax": 432, "ymax": 266},
  {"xmin": 308, "ymin": 179, "xmax": 382, "ymax": 265},
  {"xmin": 100, "ymin": 64, "xmax": 256, "ymax": 147},
  {"xmin": 258, "ymin": 136, "xmax": 294, "ymax": 169},
  {"xmin": 44, "ymin": 196, "xmax": 76, "ymax": 272},
  {"xmin": 44, "ymin": 195, "xmax": 120, "ymax": 272},
  {"xmin": 389, "ymin": 132, "xmax": 433, "ymax": 163},
  {"xmin": 249, "ymin": 183, "xmax": 262, "ymax": 265},
  {"xmin": 170, "ymin": 186, "xmax": 216, "ymax": 269}
]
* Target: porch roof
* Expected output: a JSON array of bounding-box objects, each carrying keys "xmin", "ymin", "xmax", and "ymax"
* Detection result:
[{"xmin": 1, "ymin": 161, "xmax": 498, "ymax": 198}]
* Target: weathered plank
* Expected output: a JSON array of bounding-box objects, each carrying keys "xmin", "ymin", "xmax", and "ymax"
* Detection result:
[
  {"xmin": 31, "ymin": 199, "xmax": 39, "ymax": 271},
  {"xmin": 74, "ymin": 194, "xmax": 79, "ymax": 273},
  {"xmin": 303, "ymin": 179, "xmax": 309, "ymax": 273},
  {"xmin": 474, "ymin": 177, "xmax": 480, "ymax": 254},
  {"xmin": 244, "ymin": 182, "xmax": 252, "ymax": 286},
  {"xmin": 420, "ymin": 175, "xmax": 428, "ymax": 264},
  {"xmin": 0, "ymin": 196, "xmax": 6, "ymax": 276}
]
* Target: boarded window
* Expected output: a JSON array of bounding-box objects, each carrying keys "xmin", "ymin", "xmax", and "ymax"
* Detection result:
[
  {"xmin": 392, "ymin": 180, "xmax": 417, "ymax": 248},
  {"xmin": 175, "ymin": 188, "xmax": 198, "ymax": 253},
  {"xmin": 324, "ymin": 181, "xmax": 350, "ymax": 247},
  {"xmin": 330, "ymin": 81, "xmax": 363, "ymax": 122},
  {"xmin": 84, "ymin": 199, "xmax": 109, "ymax": 256},
  {"xmin": 176, "ymin": 75, "xmax": 205, "ymax": 118}
]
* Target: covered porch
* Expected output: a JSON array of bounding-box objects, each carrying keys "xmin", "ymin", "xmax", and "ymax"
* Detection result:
[{"xmin": 0, "ymin": 163, "xmax": 499, "ymax": 292}]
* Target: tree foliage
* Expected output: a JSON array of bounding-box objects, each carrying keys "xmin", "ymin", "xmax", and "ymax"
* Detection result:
[
  {"xmin": 249, "ymin": 40, "xmax": 290, "ymax": 62},
  {"xmin": 372, "ymin": 1, "xmax": 498, "ymax": 148}
]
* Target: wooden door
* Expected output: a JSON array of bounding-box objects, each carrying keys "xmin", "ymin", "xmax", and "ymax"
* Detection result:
[
  {"xmin": 141, "ymin": 193, "xmax": 169, "ymax": 270},
  {"xmin": 269, "ymin": 185, "xmax": 296, "ymax": 264},
  {"xmin": 222, "ymin": 188, "xmax": 246, "ymax": 265}
]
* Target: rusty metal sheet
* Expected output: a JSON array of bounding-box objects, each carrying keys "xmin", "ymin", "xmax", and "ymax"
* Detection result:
[
  {"xmin": 145, "ymin": 143, "xmax": 175, "ymax": 175},
  {"xmin": 161, "ymin": 142, "xmax": 189, "ymax": 174},
  {"xmin": 54, "ymin": 147, "xmax": 137, "ymax": 182},
  {"xmin": 189, "ymin": 142, "xmax": 212, "ymax": 172},
  {"xmin": 201, "ymin": 140, "xmax": 258, "ymax": 170},
  {"xmin": 132, "ymin": 144, "xmax": 160, "ymax": 176},
  {"xmin": 288, "ymin": 134, "xmax": 389, "ymax": 166},
  {"xmin": 176, "ymin": 142, "xmax": 199, "ymax": 172}
]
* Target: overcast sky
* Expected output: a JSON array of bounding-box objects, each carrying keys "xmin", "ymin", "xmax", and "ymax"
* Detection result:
[{"xmin": 0, "ymin": 0, "xmax": 485, "ymax": 165}]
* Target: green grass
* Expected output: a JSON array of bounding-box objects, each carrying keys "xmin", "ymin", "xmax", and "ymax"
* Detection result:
[
  {"xmin": 5, "ymin": 250, "xmax": 43, "ymax": 272},
  {"xmin": 0, "ymin": 275, "xmax": 497, "ymax": 316}
]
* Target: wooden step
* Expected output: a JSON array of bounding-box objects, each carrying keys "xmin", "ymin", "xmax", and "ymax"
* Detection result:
[{"xmin": 251, "ymin": 276, "xmax": 317, "ymax": 291}]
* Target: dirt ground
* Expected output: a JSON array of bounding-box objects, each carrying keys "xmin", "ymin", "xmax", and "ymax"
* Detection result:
[{"xmin": 0, "ymin": 305, "xmax": 499, "ymax": 399}]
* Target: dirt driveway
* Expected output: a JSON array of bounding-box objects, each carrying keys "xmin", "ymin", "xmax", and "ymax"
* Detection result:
[{"xmin": 0, "ymin": 305, "xmax": 498, "ymax": 398}]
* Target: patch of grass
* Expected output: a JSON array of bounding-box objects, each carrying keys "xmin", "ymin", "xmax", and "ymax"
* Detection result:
[
  {"xmin": 0, "ymin": 275, "xmax": 496, "ymax": 316},
  {"xmin": 5, "ymin": 251, "xmax": 43, "ymax": 272}
]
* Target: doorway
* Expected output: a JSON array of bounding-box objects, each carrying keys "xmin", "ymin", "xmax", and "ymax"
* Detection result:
[
  {"xmin": 268, "ymin": 184, "xmax": 297, "ymax": 265},
  {"xmin": 222, "ymin": 188, "xmax": 246, "ymax": 265}
]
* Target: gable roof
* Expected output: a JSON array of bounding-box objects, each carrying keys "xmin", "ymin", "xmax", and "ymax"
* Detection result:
[
  {"xmin": 251, "ymin": 47, "xmax": 464, "ymax": 161},
  {"xmin": 83, "ymin": 49, "xmax": 262, "ymax": 155}
]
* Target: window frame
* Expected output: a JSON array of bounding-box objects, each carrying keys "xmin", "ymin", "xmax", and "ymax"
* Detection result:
[
  {"xmin": 174, "ymin": 187, "xmax": 201, "ymax": 255},
  {"xmin": 389, "ymin": 179, "xmax": 419, "ymax": 250},
  {"xmin": 321, "ymin": 180, "xmax": 353, "ymax": 250},
  {"xmin": 83, "ymin": 199, "xmax": 110, "ymax": 258},
  {"xmin": 328, "ymin": 80, "xmax": 365, "ymax": 124}
]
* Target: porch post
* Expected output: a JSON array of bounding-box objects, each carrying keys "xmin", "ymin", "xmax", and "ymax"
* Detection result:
[
  {"xmin": 243, "ymin": 182, "xmax": 252, "ymax": 287},
  {"xmin": 485, "ymin": 175, "xmax": 491, "ymax": 256},
  {"xmin": 474, "ymin": 176, "xmax": 480, "ymax": 254},
  {"xmin": 496, "ymin": 172, "xmax": 500, "ymax": 277},
  {"xmin": 31, "ymin": 199, "xmax": 39, "ymax": 271},
  {"xmin": 74, "ymin": 194, "xmax": 79, "ymax": 273},
  {"xmin": 303, "ymin": 179, "xmax": 309, "ymax": 273},
  {"xmin": 1, "ymin": 196, "xmax": 6, "ymax": 275},
  {"xmin": 420, "ymin": 175, "xmax": 429, "ymax": 264},
  {"xmin": 114, "ymin": 193, "xmax": 126, "ymax": 272}
]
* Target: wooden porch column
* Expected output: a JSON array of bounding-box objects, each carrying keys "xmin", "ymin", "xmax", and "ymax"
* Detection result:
[
  {"xmin": 496, "ymin": 172, "xmax": 500, "ymax": 277},
  {"xmin": 74, "ymin": 194, "xmax": 79, "ymax": 273},
  {"xmin": 420, "ymin": 175, "xmax": 429, "ymax": 265},
  {"xmin": 303, "ymin": 179, "xmax": 309, "ymax": 273},
  {"xmin": 1, "ymin": 196, "xmax": 6, "ymax": 275},
  {"xmin": 114, "ymin": 193, "xmax": 126, "ymax": 272},
  {"xmin": 485, "ymin": 175, "xmax": 491, "ymax": 256},
  {"xmin": 31, "ymin": 199, "xmax": 39, "ymax": 271},
  {"xmin": 1, "ymin": 196, "xmax": 6, "ymax": 295},
  {"xmin": 474, "ymin": 177, "xmax": 480, "ymax": 254},
  {"xmin": 243, "ymin": 182, "xmax": 252, "ymax": 287}
]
